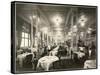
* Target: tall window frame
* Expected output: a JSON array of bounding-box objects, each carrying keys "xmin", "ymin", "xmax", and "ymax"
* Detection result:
[{"xmin": 20, "ymin": 32, "xmax": 30, "ymax": 47}]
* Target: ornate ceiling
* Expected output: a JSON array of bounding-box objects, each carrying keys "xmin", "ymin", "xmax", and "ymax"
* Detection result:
[{"xmin": 16, "ymin": 3, "xmax": 97, "ymax": 42}]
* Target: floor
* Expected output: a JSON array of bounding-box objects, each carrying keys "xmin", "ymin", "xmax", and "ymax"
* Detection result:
[{"xmin": 16, "ymin": 55, "xmax": 85, "ymax": 72}]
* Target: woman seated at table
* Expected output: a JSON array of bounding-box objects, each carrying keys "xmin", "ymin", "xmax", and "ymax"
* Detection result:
[
  {"xmin": 73, "ymin": 47, "xmax": 86, "ymax": 65},
  {"xmin": 49, "ymin": 46, "xmax": 59, "ymax": 56}
]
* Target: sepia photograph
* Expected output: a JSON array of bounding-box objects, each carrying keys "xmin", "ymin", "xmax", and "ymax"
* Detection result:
[{"xmin": 11, "ymin": 1, "xmax": 97, "ymax": 73}]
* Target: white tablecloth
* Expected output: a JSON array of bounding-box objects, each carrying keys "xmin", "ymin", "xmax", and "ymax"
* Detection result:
[
  {"xmin": 74, "ymin": 52, "xmax": 85, "ymax": 58},
  {"xmin": 17, "ymin": 53, "xmax": 32, "ymax": 68},
  {"xmin": 84, "ymin": 60, "xmax": 96, "ymax": 69},
  {"xmin": 37, "ymin": 56, "xmax": 59, "ymax": 71}
]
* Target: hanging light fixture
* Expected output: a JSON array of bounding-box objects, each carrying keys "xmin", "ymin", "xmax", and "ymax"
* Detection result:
[
  {"xmin": 68, "ymin": 31, "xmax": 72, "ymax": 36},
  {"xmin": 33, "ymin": 15, "xmax": 36, "ymax": 19},
  {"xmin": 87, "ymin": 28, "xmax": 92, "ymax": 34},
  {"xmin": 78, "ymin": 15, "xmax": 88, "ymax": 27},
  {"xmin": 72, "ymin": 25, "xmax": 78, "ymax": 32},
  {"xmin": 81, "ymin": 22, "xmax": 85, "ymax": 27},
  {"xmin": 52, "ymin": 15, "xmax": 62, "ymax": 26}
]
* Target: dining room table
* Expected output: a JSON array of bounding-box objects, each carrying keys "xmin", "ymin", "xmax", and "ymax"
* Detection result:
[
  {"xmin": 17, "ymin": 52, "xmax": 33, "ymax": 68},
  {"xmin": 37, "ymin": 55, "xmax": 59, "ymax": 71},
  {"xmin": 84, "ymin": 59, "xmax": 96, "ymax": 69}
]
